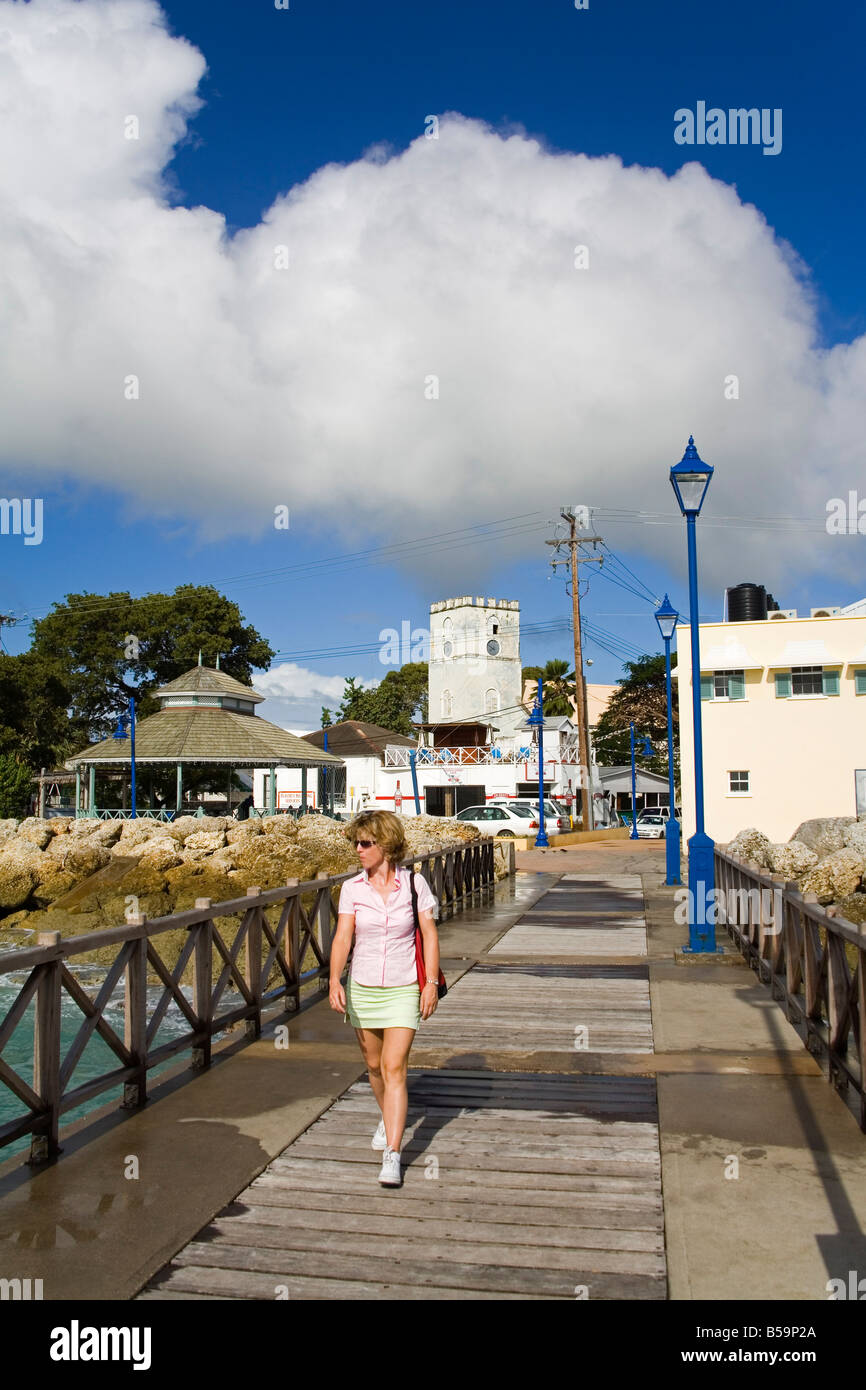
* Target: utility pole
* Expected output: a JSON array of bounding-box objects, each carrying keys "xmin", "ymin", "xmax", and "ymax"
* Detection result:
[
  {"xmin": 0, "ymin": 612, "xmax": 20, "ymax": 651},
  {"xmin": 547, "ymin": 511, "xmax": 603, "ymax": 832}
]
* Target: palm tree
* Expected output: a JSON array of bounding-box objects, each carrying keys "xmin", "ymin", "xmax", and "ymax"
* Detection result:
[{"xmin": 523, "ymin": 659, "xmax": 577, "ymax": 717}]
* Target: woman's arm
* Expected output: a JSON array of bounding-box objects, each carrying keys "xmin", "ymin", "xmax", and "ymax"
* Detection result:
[
  {"xmin": 418, "ymin": 909, "xmax": 439, "ymax": 1020},
  {"xmin": 329, "ymin": 912, "xmax": 355, "ymax": 1011}
]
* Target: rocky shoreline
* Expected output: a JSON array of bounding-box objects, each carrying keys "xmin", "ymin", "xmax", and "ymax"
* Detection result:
[
  {"xmin": 725, "ymin": 816, "xmax": 866, "ymax": 924},
  {"xmin": 0, "ymin": 812, "xmax": 496, "ymax": 949}
]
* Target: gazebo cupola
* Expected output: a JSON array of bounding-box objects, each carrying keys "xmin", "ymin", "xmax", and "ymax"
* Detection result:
[{"xmin": 155, "ymin": 664, "xmax": 265, "ymax": 716}]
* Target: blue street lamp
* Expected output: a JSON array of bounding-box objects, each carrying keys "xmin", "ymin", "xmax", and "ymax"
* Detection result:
[
  {"xmin": 670, "ymin": 436, "xmax": 719, "ymax": 952},
  {"xmin": 655, "ymin": 594, "xmax": 682, "ymax": 886},
  {"xmin": 527, "ymin": 677, "xmax": 549, "ymax": 847},
  {"xmin": 629, "ymin": 722, "xmax": 654, "ymax": 839},
  {"xmin": 112, "ymin": 696, "xmax": 137, "ymax": 819}
]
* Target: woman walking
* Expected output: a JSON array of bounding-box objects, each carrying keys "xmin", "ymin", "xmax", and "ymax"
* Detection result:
[{"xmin": 329, "ymin": 810, "xmax": 440, "ymax": 1187}]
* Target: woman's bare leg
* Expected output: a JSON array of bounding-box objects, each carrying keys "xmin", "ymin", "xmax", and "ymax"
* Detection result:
[
  {"xmin": 354, "ymin": 1028, "xmax": 385, "ymax": 1112},
  {"xmin": 380, "ymin": 1027, "xmax": 416, "ymax": 1151}
]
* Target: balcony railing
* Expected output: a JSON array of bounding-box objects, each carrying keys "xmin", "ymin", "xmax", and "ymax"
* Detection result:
[{"xmin": 384, "ymin": 741, "xmax": 583, "ymax": 769}]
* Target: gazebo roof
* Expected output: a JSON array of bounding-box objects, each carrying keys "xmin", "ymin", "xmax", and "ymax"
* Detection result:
[
  {"xmin": 68, "ymin": 705, "xmax": 343, "ymax": 768},
  {"xmin": 156, "ymin": 665, "xmax": 266, "ymax": 705}
]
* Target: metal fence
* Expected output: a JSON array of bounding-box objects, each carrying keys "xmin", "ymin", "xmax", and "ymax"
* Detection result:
[
  {"xmin": 715, "ymin": 846, "xmax": 866, "ymax": 1130},
  {"xmin": 0, "ymin": 839, "xmax": 500, "ymax": 1164}
]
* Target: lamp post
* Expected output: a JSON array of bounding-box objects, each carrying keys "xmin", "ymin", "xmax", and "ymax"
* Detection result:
[
  {"xmin": 527, "ymin": 677, "xmax": 549, "ymax": 847},
  {"xmin": 629, "ymin": 722, "xmax": 654, "ymax": 839},
  {"xmin": 670, "ymin": 435, "xmax": 719, "ymax": 952},
  {"xmin": 655, "ymin": 594, "xmax": 681, "ymax": 886},
  {"xmin": 112, "ymin": 697, "xmax": 136, "ymax": 820}
]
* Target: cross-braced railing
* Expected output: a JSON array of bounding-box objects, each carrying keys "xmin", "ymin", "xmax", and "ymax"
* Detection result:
[
  {"xmin": 0, "ymin": 839, "xmax": 499, "ymax": 1164},
  {"xmin": 715, "ymin": 847, "xmax": 866, "ymax": 1130}
]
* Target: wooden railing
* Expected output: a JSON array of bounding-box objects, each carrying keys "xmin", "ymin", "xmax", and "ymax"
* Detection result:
[
  {"xmin": 715, "ymin": 847, "xmax": 866, "ymax": 1130},
  {"xmin": 0, "ymin": 839, "xmax": 499, "ymax": 1164}
]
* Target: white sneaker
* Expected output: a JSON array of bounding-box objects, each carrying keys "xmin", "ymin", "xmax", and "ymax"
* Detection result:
[
  {"xmin": 371, "ymin": 1119, "xmax": 387, "ymax": 1151},
  {"xmin": 378, "ymin": 1146, "xmax": 402, "ymax": 1187}
]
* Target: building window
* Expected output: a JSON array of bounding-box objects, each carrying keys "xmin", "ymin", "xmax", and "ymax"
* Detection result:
[
  {"xmin": 856, "ymin": 670, "xmax": 866, "ymax": 695},
  {"xmin": 791, "ymin": 665, "xmax": 823, "ymax": 696},
  {"xmin": 441, "ymin": 690, "xmax": 452, "ymax": 717},
  {"xmin": 776, "ymin": 667, "xmax": 840, "ymax": 697},
  {"xmin": 485, "ymin": 688, "xmax": 499, "ymax": 713},
  {"xmin": 701, "ymin": 670, "xmax": 745, "ymax": 701},
  {"xmin": 729, "ymin": 770, "xmax": 750, "ymax": 793}
]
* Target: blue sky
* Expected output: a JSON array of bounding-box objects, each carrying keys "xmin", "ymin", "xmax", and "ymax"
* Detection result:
[{"xmin": 1, "ymin": 0, "xmax": 864, "ymax": 729}]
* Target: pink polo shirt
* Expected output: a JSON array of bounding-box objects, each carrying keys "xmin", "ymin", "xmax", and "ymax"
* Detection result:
[{"xmin": 338, "ymin": 866, "xmax": 438, "ymax": 986}]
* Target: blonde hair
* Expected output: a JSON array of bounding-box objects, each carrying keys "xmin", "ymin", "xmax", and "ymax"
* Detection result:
[{"xmin": 344, "ymin": 809, "xmax": 406, "ymax": 865}]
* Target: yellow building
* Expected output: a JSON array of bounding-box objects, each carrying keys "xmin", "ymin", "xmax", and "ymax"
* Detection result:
[{"xmin": 675, "ymin": 606, "xmax": 866, "ymax": 844}]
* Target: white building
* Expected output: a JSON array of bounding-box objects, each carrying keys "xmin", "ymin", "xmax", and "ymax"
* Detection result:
[
  {"xmin": 676, "ymin": 598, "xmax": 866, "ymax": 844},
  {"xmin": 254, "ymin": 594, "xmax": 621, "ymax": 825},
  {"xmin": 429, "ymin": 597, "xmax": 525, "ymax": 736}
]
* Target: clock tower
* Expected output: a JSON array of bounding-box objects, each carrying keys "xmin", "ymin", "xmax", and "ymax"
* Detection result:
[{"xmin": 428, "ymin": 597, "xmax": 523, "ymax": 734}]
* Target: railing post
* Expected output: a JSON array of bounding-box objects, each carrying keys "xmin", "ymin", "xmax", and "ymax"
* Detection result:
[
  {"xmin": 826, "ymin": 930, "xmax": 851, "ymax": 1088},
  {"xmin": 30, "ymin": 931, "xmax": 63, "ymax": 1165},
  {"xmin": 191, "ymin": 900, "xmax": 213, "ymax": 1070},
  {"xmin": 245, "ymin": 888, "xmax": 262, "ymax": 1041},
  {"xmin": 122, "ymin": 926, "xmax": 148, "ymax": 1109},
  {"xmin": 285, "ymin": 879, "xmax": 300, "ymax": 1010},
  {"xmin": 316, "ymin": 872, "xmax": 330, "ymax": 990}
]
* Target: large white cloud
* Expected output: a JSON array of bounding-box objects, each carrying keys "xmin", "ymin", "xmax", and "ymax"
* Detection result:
[{"xmin": 1, "ymin": 0, "xmax": 863, "ymax": 592}]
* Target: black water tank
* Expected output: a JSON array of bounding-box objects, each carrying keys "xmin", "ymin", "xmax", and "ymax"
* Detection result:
[{"xmin": 728, "ymin": 583, "xmax": 768, "ymax": 622}]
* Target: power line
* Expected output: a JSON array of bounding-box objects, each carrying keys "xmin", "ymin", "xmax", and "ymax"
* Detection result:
[{"xmin": 15, "ymin": 511, "xmax": 553, "ymax": 624}]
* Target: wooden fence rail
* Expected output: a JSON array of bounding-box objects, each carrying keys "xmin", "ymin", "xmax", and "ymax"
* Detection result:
[
  {"xmin": 715, "ymin": 847, "xmax": 866, "ymax": 1130},
  {"xmin": 0, "ymin": 839, "xmax": 500, "ymax": 1164}
]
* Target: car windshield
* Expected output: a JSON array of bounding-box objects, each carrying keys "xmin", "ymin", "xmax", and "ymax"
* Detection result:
[
  {"xmin": 507, "ymin": 805, "xmax": 535, "ymax": 817},
  {"xmin": 456, "ymin": 808, "xmax": 485, "ymax": 819}
]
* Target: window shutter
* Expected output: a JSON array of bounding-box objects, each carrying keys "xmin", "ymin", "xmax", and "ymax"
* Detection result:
[
  {"xmin": 728, "ymin": 673, "xmax": 745, "ymax": 700},
  {"xmin": 856, "ymin": 670, "xmax": 866, "ymax": 696},
  {"xmin": 822, "ymin": 669, "xmax": 840, "ymax": 696},
  {"xmin": 774, "ymin": 672, "xmax": 792, "ymax": 698},
  {"xmin": 700, "ymin": 674, "xmax": 713, "ymax": 701}
]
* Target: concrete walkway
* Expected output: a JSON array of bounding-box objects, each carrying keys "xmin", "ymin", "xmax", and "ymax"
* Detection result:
[{"xmin": 1, "ymin": 843, "xmax": 865, "ymax": 1300}]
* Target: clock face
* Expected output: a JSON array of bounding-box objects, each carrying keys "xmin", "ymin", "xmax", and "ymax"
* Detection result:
[
  {"xmin": 486, "ymin": 639, "xmax": 501, "ymax": 656},
  {"xmin": 443, "ymin": 642, "xmax": 453, "ymax": 657}
]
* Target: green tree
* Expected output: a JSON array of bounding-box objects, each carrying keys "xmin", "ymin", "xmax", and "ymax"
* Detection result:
[
  {"xmin": 338, "ymin": 662, "xmax": 428, "ymax": 735},
  {"xmin": 522, "ymin": 659, "xmax": 577, "ymax": 717},
  {"xmin": 0, "ymin": 651, "xmax": 77, "ymax": 767},
  {"xmin": 0, "ymin": 753, "xmax": 33, "ymax": 818},
  {"xmin": 320, "ymin": 707, "xmax": 333, "ymax": 727},
  {"xmin": 25, "ymin": 584, "xmax": 274, "ymax": 746},
  {"xmin": 592, "ymin": 653, "xmax": 678, "ymax": 787}
]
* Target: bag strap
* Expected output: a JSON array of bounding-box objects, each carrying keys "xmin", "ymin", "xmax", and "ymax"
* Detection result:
[{"xmin": 409, "ymin": 870, "xmax": 420, "ymax": 928}]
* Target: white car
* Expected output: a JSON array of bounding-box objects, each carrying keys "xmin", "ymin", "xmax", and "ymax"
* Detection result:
[
  {"xmin": 635, "ymin": 814, "xmax": 667, "ymax": 839},
  {"xmin": 454, "ymin": 804, "xmax": 540, "ymax": 836},
  {"xmin": 490, "ymin": 798, "xmax": 569, "ymax": 833}
]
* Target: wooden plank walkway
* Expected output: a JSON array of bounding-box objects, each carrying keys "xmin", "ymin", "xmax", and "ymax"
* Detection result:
[{"xmin": 138, "ymin": 873, "xmax": 667, "ymax": 1300}]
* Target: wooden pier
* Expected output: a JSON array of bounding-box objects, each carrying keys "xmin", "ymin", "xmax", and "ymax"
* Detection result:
[{"xmin": 139, "ymin": 874, "xmax": 667, "ymax": 1300}]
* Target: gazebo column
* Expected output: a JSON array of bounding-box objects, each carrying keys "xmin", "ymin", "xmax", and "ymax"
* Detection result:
[
  {"xmin": 75, "ymin": 768, "xmax": 81, "ymax": 817},
  {"xmin": 301, "ymin": 765, "xmax": 307, "ymax": 814},
  {"xmin": 268, "ymin": 766, "xmax": 276, "ymax": 816},
  {"xmin": 176, "ymin": 763, "xmax": 183, "ymax": 814},
  {"xmin": 88, "ymin": 766, "xmax": 96, "ymax": 817}
]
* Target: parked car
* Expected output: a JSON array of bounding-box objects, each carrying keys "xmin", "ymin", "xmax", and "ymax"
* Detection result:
[
  {"xmin": 636, "ymin": 807, "xmax": 677, "ymax": 823},
  {"xmin": 489, "ymin": 798, "xmax": 569, "ymax": 833},
  {"xmin": 453, "ymin": 804, "xmax": 539, "ymax": 836},
  {"xmin": 635, "ymin": 814, "xmax": 667, "ymax": 839}
]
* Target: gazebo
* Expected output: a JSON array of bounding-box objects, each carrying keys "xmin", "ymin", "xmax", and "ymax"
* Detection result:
[{"xmin": 66, "ymin": 664, "xmax": 343, "ymax": 818}]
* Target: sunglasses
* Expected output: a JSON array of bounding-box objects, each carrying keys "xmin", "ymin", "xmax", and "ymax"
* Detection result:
[{"xmin": 355, "ymin": 839, "xmax": 376, "ymax": 849}]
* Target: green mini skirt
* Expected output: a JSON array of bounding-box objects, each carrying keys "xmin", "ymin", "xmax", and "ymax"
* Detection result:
[{"xmin": 345, "ymin": 975, "xmax": 421, "ymax": 1029}]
